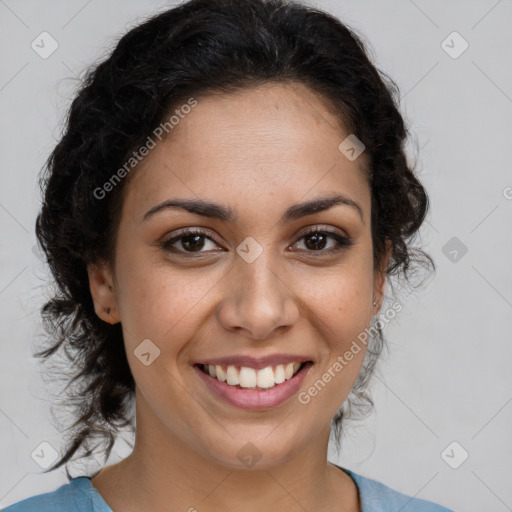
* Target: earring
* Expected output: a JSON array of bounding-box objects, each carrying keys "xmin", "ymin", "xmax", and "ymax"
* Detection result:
[{"xmin": 372, "ymin": 300, "xmax": 377, "ymax": 307}]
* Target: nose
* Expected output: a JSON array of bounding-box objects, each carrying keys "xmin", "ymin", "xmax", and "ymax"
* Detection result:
[{"xmin": 216, "ymin": 252, "xmax": 301, "ymax": 340}]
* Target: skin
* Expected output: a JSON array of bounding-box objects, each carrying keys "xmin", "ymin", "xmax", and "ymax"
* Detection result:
[{"xmin": 87, "ymin": 81, "xmax": 391, "ymax": 512}]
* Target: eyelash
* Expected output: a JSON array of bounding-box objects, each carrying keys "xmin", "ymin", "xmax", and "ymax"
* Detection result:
[{"xmin": 161, "ymin": 226, "xmax": 354, "ymax": 256}]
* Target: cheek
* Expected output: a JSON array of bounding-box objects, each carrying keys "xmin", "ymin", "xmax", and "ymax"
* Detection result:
[
  {"xmin": 113, "ymin": 249, "xmax": 219, "ymax": 350},
  {"xmin": 293, "ymin": 253, "xmax": 373, "ymax": 396},
  {"xmin": 297, "ymin": 258, "xmax": 374, "ymax": 333},
  {"xmin": 114, "ymin": 264, "xmax": 216, "ymax": 403}
]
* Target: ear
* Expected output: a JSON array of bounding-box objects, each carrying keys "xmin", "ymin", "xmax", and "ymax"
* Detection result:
[
  {"xmin": 87, "ymin": 261, "xmax": 120, "ymax": 324},
  {"xmin": 372, "ymin": 239, "xmax": 392, "ymax": 313}
]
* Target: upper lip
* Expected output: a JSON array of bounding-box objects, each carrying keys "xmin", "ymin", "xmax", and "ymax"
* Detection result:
[{"xmin": 195, "ymin": 354, "xmax": 313, "ymax": 370}]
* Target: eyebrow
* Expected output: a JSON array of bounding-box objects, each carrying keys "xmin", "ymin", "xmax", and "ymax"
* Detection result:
[{"xmin": 142, "ymin": 193, "xmax": 364, "ymax": 224}]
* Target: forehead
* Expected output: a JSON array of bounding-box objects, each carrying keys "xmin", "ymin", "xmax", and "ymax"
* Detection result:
[{"xmin": 122, "ymin": 82, "xmax": 370, "ymax": 224}]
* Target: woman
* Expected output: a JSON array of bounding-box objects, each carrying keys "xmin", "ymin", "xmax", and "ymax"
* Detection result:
[{"xmin": 3, "ymin": 0, "xmax": 454, "ymax": 510}]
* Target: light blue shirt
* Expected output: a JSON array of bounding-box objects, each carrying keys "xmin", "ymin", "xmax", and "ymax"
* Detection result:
[{"xmin": 2, "ymin": 465, "xmax": 455, "ymax": 511}]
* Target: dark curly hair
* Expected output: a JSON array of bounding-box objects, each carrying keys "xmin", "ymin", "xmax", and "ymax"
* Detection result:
[{"xmin": 33, "ymin": 0, "xmax": 434, "ymax": 477}]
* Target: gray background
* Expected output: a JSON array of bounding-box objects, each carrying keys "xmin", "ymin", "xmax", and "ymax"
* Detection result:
[{"xmin": 1, "ymin": 1, "xmax": 511, "ymax": 511}]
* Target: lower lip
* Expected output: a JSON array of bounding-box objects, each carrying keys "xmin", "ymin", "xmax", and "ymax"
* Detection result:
[{"xmin": 193, "ymin": 362, "xmax": 313, "ymax": 410}]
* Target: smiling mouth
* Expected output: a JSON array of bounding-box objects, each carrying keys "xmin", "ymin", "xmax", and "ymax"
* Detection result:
[{"xmin": 196, "ymin": 361, "xmax": 311, "ymax": 390}]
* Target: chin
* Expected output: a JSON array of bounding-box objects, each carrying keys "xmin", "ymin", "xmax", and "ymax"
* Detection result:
[{"xmin": 198, "ymin": 429, "xmax": 306, "ymax": 471}]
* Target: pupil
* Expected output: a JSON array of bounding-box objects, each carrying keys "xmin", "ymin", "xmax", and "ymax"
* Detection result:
[
  {"xmin": 182, "ymin": 235, "xmax": 204, "ymax": 252},
  {"xmin": 305, "ymin": 232, "xmax": 326, "ymax": 250}
]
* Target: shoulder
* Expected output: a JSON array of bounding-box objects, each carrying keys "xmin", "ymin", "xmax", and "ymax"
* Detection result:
[
  {"xmin": 338, "ymin": 466, "xmax": 455, "ymax": 512},
  {"xmin": 1, "ymin": 477, "xmax": 111, "ymax": 512}
]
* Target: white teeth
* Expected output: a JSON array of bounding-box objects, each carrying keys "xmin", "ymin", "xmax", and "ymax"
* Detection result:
[
  {"xmin": 274, "ymin": 364, "xmax": 286, "ymax": 384},
  {"xmin": 284, "ymin": 362, "xmax": 294, "ymax": 380},
  {"xmin": 239, "ymin": 367, "xmax": 257, "ymax": 388},
  {"xmin": 226, "ymin": 365, "xmax": 239, "ymax": 386},
  {"xmin": 256, "ymin": 366, "xmax": 275, "ymax": 389},
  {"xmin": 202, "ymin": 362, "xmax": 305, "ymax": 389},
  {"xmin": 215, "ymin": 365, "xmax": 226, "ymax": 382}
]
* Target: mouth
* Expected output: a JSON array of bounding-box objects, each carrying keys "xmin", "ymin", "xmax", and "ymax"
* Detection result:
[
  {"xmin": 196, "ymin": 361, "xmax": 309, "ymax": 390},
  {"xmin": 193, "ymin": 359, "xmax": 314, "ymax": 410}
]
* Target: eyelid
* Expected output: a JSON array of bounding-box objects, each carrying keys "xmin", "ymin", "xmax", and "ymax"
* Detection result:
[
  {"xmin": 291, "ymin": 225, "xmax": 354, "ymax": 252},
  {"xmin": 168, "ymin": 226, "xmax": 219, "ymax": 241},
  {"xmin": 161, "ymin": 227, "xmax": 223, "ymax": 250},
  {"xmin": 297, "ymin": 223, "xmax": 349, "ymax": 238}
]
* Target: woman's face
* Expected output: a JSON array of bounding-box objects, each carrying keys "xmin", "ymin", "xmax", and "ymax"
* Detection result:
[{"xmin": 89, "ymin": 82, "xmax": 387, "ymax": 469}]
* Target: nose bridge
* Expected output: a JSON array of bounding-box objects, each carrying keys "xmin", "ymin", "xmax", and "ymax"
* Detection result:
[
  {"xmin": 242, "ymin": 250, "xmax": 283, "ymax": 303},
  {"xmin": 218, "ymin": 246, "xmax": 299, "ymax": 339}
]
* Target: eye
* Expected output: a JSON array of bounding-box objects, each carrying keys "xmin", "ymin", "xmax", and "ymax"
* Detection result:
[
  {"xmin": 292, "ymin": 227, "xmax": 354, "ymax": 254},
  {"xmin": 161, "ymin": 228, "xmax": 222, "ymax": 254},
  {"xmin": 160, "ymin": 226, "xmax": 354, "ymax": 257}
]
